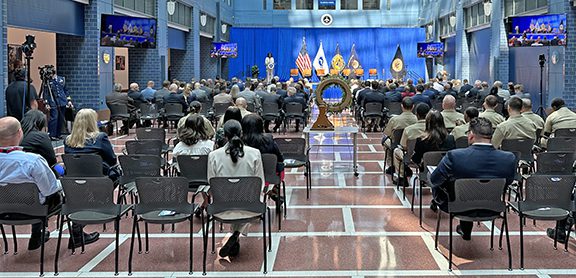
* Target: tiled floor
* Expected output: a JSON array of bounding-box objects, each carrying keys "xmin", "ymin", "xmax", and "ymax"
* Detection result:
[{"xmin": 1, "ymin": 112, "xmax": 575, "ymax": 277}]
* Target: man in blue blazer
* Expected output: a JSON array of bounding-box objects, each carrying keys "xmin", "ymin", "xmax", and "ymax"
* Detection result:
[{"xmin": 430, "ymin": 117, "xmax": 516, "ymax": 240}]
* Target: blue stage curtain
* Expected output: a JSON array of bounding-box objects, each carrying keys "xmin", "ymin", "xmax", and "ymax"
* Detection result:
[
  {"xmin": 468, "ymin": 28, "xmax": 491, "ymax": 83},
  {"xmin": 228, "ymin": 27, "xmax": 426, "ymax": 82}
]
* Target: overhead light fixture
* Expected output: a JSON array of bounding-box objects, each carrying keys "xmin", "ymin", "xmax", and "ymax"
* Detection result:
[
  {"xmin": 484, "ymin": 0, "xmax": 492, "ymax": 17},
  {"xmin": 167, "ymin": 0, "xmax": 176, "ymax": 16},
  {"xmin": 200, "ymin": 14, "xmax": 207, "ymax": 27},
  {"xmin": 449, "ymin": 14, "xmax": 456, "ymax": 27},
  {"xmin": 221, "ymin": 24, "xmax": 227, "ymax": 34}
]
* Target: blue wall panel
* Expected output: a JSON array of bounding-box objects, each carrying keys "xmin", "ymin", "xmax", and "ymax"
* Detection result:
[
  {"xmin": 442, "ymin": 36, "xmax": 456, "ymax": 80},
  {"xmin": 468, "ymin": 28, "xmax": 491, "ymax": 83},
  {"xmin": 7, "ymin": 0, "xmax": 84, "ymax": 36},
  {"xmin": 228, "ymin": 27, "xmax": 426, "ymax": 81},
  {"xmin": 168, "ymin": 27, "xmax": 186, "ymax": 50}
]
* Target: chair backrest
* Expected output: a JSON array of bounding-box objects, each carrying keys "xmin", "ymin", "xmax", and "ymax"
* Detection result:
[
  {"xmin": 501, "ymin": 138, "xmax": 535, "ymax": 162},
  {"xmin": 108, "ymin": 103, "xmax": 128, "ymax": 117},
  {"xmin": 547, "ymin": 137, "xmax": 576, "ymax": 152},
  {"xmin": 261, "ymin": 154, "xmax": 281, "ymax": 184},
  {"xmin": 0, "ymin": 183, "xmax": 47, "ymax": 217},
  {"xmin": 524, "ymin": 175, "xmax": 576, "ymax": 211},
  {"xmin": 364, "ymin": 102, "xmax": 383, "ymax": 116},
  {"xmin": 455, "ymin": 136, "xmax": 469, "ymax": 148},
  {"xmin": 177, "ymin": 155, "xmax": 209, "ymax": 184},
  {"xmin": 136, "ymin": 128, "xmax": 166, "ymax": 143},
  {"xmin": 164, "ymin": 103, "xmax": 184, "ymax": 116},
  {"xmin": 60, "ymin": 177, "xmax": 117, "ymax": 215},
  {"xmin": 387, "ymin": 102, "xmax": 402, "ymax": 116},
  {"xmin": 209, "ymin": 177, "xmax": 263, "ymax": 205},
  {"xmin": 139, "ymin": 103, "xmax": 158, "ymax": 118},
  {"xmin": 422, "ymin": 151, "xmax": 447, "ymax": 173},
  {"xmin": 535, "ymin": 152, "xmax": 575, "ymax": 174},
  {"xmin": 62, "ymin": 154, "xmax": 104, "ymax": 177},
  {"xmin": 262, "ymin": 102, "xmax": 280, "ymax": 116},
  {"xmin": 273, "ymin": 137, "xmax": 307, "ymax": 162},
  {"xmin": 449, "ymin": 178, "xmax": 507, "ymax": 214},
  {"xmin": 135, "ymin": 177, "xmax": 190, "ymax": 214},
  {"xmin": 213, "ymin": 103, "xmax": 230, "ymax": 118},
  {"xmin": 247, "ymin": 102, "xmax": 256, "ymax": 113},
  {"xmin": 285, "ymin": 102, "xmax": 304, "ymax": 116},
  {"xmin": 390, "ymin": 128, "xmax": 404, "ymax": 148},
  {"xmin": 554, "ymin": 128, "xmax": 576, "ymax": 138},
  {"xmin": 125, "ymin": 139, "xmax": 163, "ymax": 156},
  {"xmin": 199, "ymin": 102, "xmax": 212, "ymax": 117},
  {"xmin": 118, "ymin": 155, "xmax": 161, "ymax": 184},
  {"xmin": 402, "ymin": 138, "xmax": 417, "ymax": 164}
]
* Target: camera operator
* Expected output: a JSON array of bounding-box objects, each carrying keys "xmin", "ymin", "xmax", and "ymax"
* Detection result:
[
  {"xmin": 40, "ymin": 65, "xmax": 70, "ymax": 140},
  {"xmin": 4, "ymin": 67, "xmax": 38, "ymax": 121}
]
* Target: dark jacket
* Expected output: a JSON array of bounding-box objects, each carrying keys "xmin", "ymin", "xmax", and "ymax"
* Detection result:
[
  {"xmin": 5, "ymin": 80, "xmax": 38, "ymax": 121},
  {"xmin": 363, "ymin": 91, "xmax": 386, "ymax": 108},
  {"xmin": 128, "ymin": 90, "xmax": 148, "ymax": 108},
  {"xmin": 261, "ymin": 93, "xmax": 283, "ymax": 109},
  {"xmin": 386, "ymin": 91, "xmax": 403, "ymax": 103},
  {"xmin": 430, "ymin": 144, "xmax": 516, "ymax": 210},
  {"xmin": 245, "ymin": 134, "xmax": 285, "ymax": 173},
  {"xmin": 163, "ymin": 92, "xmax": 189, "ymax": 112},
  {"xmin": 64, "ymin": 132, "xmax": 118, "ymax": 176},
  {"xmin": 459, "ymin": 84, "xmax": 473, "ymax": 95},
  {"xmin": 411, "ymin": 93, "xmax": 433, "ymax": 108},
  {"xmin": 283, "ymin": 95, "xmax": 307, "ymax": 112},
  {"xmin": 21, "ymin": 130, "xmax": 57, "ymax": 167},
  {"xmin": 412, "ymin": 135, "xmax": 456, "ymax": 165}
]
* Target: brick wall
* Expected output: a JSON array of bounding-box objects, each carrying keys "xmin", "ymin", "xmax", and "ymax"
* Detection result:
[
  {"xmin": 128, "ymin": 48, "xmax": 162, "ymax": 87},
  {"xmin": 56, "ymin": 1, "xmax": 101, "ymax": 111},
  {"xmin": 563, "ymin": 2, "xmax": 576, "ymax": 108},
  {"xmin": 200, "ymin": 36, "xmax": 218, "ymax": 79},
  {"xmin": 170, "ymin": 30, "xmax": 195, "ymax": 82},
  {"xmin": 1, "ymin": 0, "xmax": 7, "ymax": 116}
]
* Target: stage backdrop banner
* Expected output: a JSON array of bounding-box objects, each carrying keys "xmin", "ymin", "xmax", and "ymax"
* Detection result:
[{"xmin": 228, "ymin": 27, "xmax": 426, "ymax": 82}]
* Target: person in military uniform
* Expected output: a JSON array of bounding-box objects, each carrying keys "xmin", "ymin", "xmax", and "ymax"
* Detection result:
[
  {"xmin": 440, "ymin": 95, "xmax": 464, "ymax": 130},
  {"xmin": 479, "ymin": 95, "xmax": 505, "ymax": 127},
  {"xmin": 391, "ymin": 103, "xmax": 430, "ymax": 175},
  {"xmin": 44, "ymin": 72, "xmax": 69, "ymax": 140},
  {"xmin": 491, "ymin": 97, "xmax": 537, "ymax": 148},
  {"xmin": 382, "ymin": 97, "xmax": 417, "ymax": 175},
  {"xmin": 451, "ymin": 107, "xmax": 479, "ymax": 140},
  {"xmin": 543, "ymin": 98, "xmax": 576, "ymax": 138},
  {"xmin": 521, "ymin": 98, "xmax": 544, "ymax": 130}
]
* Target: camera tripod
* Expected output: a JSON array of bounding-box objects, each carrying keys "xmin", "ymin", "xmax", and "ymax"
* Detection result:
[
  {"xmin": 39, "ymin": 73, "xmax": 65, "ymax": 139},
  {"xmin": 536, "ymin": 54, "xmax": 546, "ymax": 118}
]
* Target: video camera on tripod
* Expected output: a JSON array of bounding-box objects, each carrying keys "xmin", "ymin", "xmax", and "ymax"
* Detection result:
[{"xmin": 39, "ymin": 65, "xmax": 56, "ymax": 81}]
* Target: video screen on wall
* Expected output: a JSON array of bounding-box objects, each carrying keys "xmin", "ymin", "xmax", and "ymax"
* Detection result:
[
  {"xmin": 506, "ymin": 14, "xmax": 566, "ymax": 47},
  {"xmin": 100, "ymin": 14, "xmax": 157, "ymax": 48},
  {"xmin": 417, "ymin": 42, "xmax": 444, "ymax": 58},
  {"xmin": 210, "ymin": 42, "xmax": 238, "ymax": 58}
]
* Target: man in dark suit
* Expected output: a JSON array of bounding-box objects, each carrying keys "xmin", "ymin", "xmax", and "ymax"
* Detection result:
[
  {"xmin": 362, "ymin": 81, "xmax": 387, "ymax": 132},
  {"xmin": 163, "ymin": 83, "xmax": 188, "ymax": 113},
  {"xmin": 127, "ymin": 83, "xmax": 148, "ymax": 109},
  {"xmin": 459, "ymin": 79, "xmax": 473, "ymax": 97},
  {"xmin": 411, "ymin": 84, "xmax": 432, "ymax": 108},
  {"xmin": 430, "ymin": 117, "xmax": 516, "ymax": 240},
  {"xmin": 106, "ymin": 83, "xmax": 138, "ymax": 134},
  {"xmin": 261, "ymin": 88, "xmax": 284, "ymax": 133},
  {"xmin": 283, "ymin": 87, "xmax": 307, "ymax": 132},
  {"xmin": 386, "ymin": 83, "xmax": 403, "ymax": 103},
  {"xmin": 276, "ymin": 82, "xmax": 288, "ymax": 99}
]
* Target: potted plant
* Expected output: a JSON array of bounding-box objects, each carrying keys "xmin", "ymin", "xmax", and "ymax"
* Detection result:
[{"xmin": 251, "ymin": 65, "xmax": 259, "ymax": 78}]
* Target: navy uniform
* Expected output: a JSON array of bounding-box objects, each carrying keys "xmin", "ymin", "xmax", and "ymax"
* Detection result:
[{"xmin": 45, "ymin": 76, "xmax": 69, "ymax": 138}]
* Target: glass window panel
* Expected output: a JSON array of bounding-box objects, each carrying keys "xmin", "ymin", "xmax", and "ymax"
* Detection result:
[
  {"xmin": 341, "ymin": 0, "xmax": 357, "ymax": 9},
  {"xmin": 145, "ymin": 0, "xmax": 155, "ymax": 16},
  {"xmin": 114, "ymin": 0, "xmax": 123, "ymax": 6},
  {"xmin": 472, "ymin": 5, "xmax": 478, "ymax": 26},
  {"xmin": 514, "ymin": 0, "xmax": 525, "ymax": 14},
  {"xmin": 526, "ymin": 0, "xmax": 536, "ymax": 11},
  {"xmin": 363, "ymin": 0, "xmax": 379, "ymax": 10},
  {"xmin": 505, "ymin": 0, "xmax": 513, "ymax": 17},
  {"xmin": 296, "ymin": 0, "xmax": 313, "ymax": 9},
  {"xmin": 124, "ymin": 0, "xmax": 135, "ymax": 10},
  {"xmin": 274, "ymin": 0, "xmax": 291, "ymax": 9},
  {"xmin": 537, "ymin": 0, "xmax": 547, "ymax": 8},
  {"xmin": 478, "ymin": 4, "xmax": 485, "ymax": 25}
]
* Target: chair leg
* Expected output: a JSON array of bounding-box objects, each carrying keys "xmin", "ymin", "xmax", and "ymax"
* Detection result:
[
  {"xmin": 434, "ymin": 211, "xmax": 441, "ymax": 250},
  {"xmin": 499, "ymin": 218, "xmax": 505, "ymax": 250},
  {"xmin": 40, "ymin": 220, "xmax": 46, "ymax": 277},
  {"xmin": 211, "ymin": 220, "xmax": 216, "ymax": 254},
  {"xmin": 66, "ymin": 219, "xmax": 76, "ymax": 255},
  {"xmin": 11, "ymin": 225, "xmax": 17, "ymax": 255},
  {"xmin": 54, "ymin": 214, "xmax": 65, "ymax": 275},
  {"xmin": 203, "ymin": 216, "xmax": 210, "ymax": 275},
  {"xmin": 128, "ymin": 216, "xmax": 137, "ymax": 275},
  {"xmin": 114, "ymin": 218, "xmax": 120, "ymax": 276},
  {"xmin": 554, "ymin": 221, "xmax": 559, "ymax": 250},
  {"xmin": 1, "ymin": 225, "xmax": 8, "ymax": 254},
  {"xmin": 448, "ymin": 215, "xmax": 453, "ymax": 272},
  {"xmin": 135, "ymin": 220, "xmax": 142, "ymax": 254},
  {"xmin": 145, "ymin": 223, "xmax": 150, "ymax": 254},
  {"xmin": 268, "ymin": 207, "xmax": 272, "ymax": 251},
  {"xmin": 80, "ymin": 226, "xmax": 86, "ymax": 254},
  {"xmin": 189, "ymin": 217, "xmax": 193, "ymax": 274},
  {"xmin": 263, "ymin": 213, "xmax": 268, "ymax": 274},
  {"xmin": 490, "ymin": 220, "xmax": 495, "ymax": 251},
  {"xmin": 419, "ymin": 182, "xmax": 424, "ymax": 227},
  {"xmin": 503, "ymin": 213, "xmax": 512, "ymax": 271},
  {"xmin": 519, "ymin": 213, "xmax": 524, "ymax": 270},
  {"xmin": 565, "ymin": 217, "xmax": 573, "ymax": 252},
  {"xmin": 282, "ymin": 181, "xmax": 287, "ymax": 218},
  {"xmin": 411, "ymin": 176, "xmax": 417, "ymax": 212}
]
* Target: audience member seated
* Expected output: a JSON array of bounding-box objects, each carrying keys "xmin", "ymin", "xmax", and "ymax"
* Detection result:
[
  {"xmin": 491, "ymin": 97, "xmax": 537, "ymax": 148},
  {"xmin": 177, "ymin": 101, "xmax": 215, "ymax": 138},
  {"xmin": 283, "ymin": 87, "xmax": 308, "ymax": 132},
  {"xmin": 230, "ymin": 84, "xmax": 241, "ymax": 102},
  {"xmin": 382, "ymin": 97, "xmax": 417, "ymax": 175},
  {"xmin": 479, "ymin": 95, "xmax": 505, "ymax": 127},
  {"xmin": 0, "ymin": 116, "xmax": 99, "ymax": 250},
  {"xmin": 386, "ymin": 83, "xmax": 403, "ymax": 103},
  {"xmin": 217, "ymin": 98, "xmax": 252, "ymax": 129},
  {"xmin": 20, "ymin": 110, "xmax": 58, "ymax": 174},
  {"xmin": 174, "ymin": 114, "xmax": 215, "ymax": 171},
  {"xmin": 430, "ymin": 118, "xmax": 516, "ymax": 240},
  {"xmin": 392, "ymin": 103, "xmax": 431, "ymax": 175},
  {"xmin": 363, "ymin": 80, "xmax": 387, "ymax": 132},
  {"xmin": 164, "ymin": 83, "xmax": 189, "ymax": 113},
  {"xmin": 215, "ymin": 107, "xmax": 243, "ymax": 148},
  {"xmin": 127, "ymin": 82, "xmax": 148, "ymax": 108},
  {"xmin": 64, "ymin": 109, "xmax": 120, "ymax": 182},
  {"xmin": 213, "ymin": 87, "xmax": 235, "ymax": 107},
  {"xmin": 260, "ymin": 88, "xmax": 284, "ymax": 133},
  {"xmin": 521, "ymin": 98, "xmax": 544, "ymax": 130},
  {"xmin": 465, "ymin": 80, "xmax": 482, "ymax": 99},
  {"xmin": 440, "ymin": 95, "xmax": 465, "ymax": 130},
  {"xmin": 543, "ymin": 97, "xmax": 576, "ymax": 139},
  {"xmin": 422, "ymin": 83, "xmax": 438, "ymax": 99},
  {"xmin": 106, "ymin": 83, "xmax": 138, "ymax": 134},
  {"xmin": 140, "ymin": 80, "xmax": 156, "ymax": 102},
  {"xmin": 207, "ymin": 120, "xmax": 265, "ymax": 258},
  {"xmin": 238, "ymin": 81, "xmax": 261, "ymax": 111},
  {"xmin": 182, "ymin": 83, "xmax": 196, "ymax": 105},
  {"xmin": 241, "ymin": 114, "xmax": 285, "ymax": 203},
  {"xmin": 459, "ymin": 79, "xmax": 473, "ymax": 96},
  {"xmin": 191, "ymin": 82, "xmax": 209, "ymax": 103},
  {"xmin": 451, "ymin": 107, "xmax": 479, "ymax": 140},
  {"xmin": 411, "ymin": 110, "xmax": 456, "ymax": 166},
  {"xmin": 411, "ymin": 84, "xmax": 432, "ymax": 108}
]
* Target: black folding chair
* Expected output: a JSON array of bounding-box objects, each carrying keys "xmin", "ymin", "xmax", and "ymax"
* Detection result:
[
  {"xmin": 117, "ymin": 155, "xmax": 162, "ymax": 206},
  {"xmin": 547, "ymin": 137, "xmax": 576, "ymax": 152},
  {"xmin": 262, "ymin": 153, "xmax": 286, "ymax": 230},
  {"xmin": 62, "ymin": 154, "xmax": 104, "ymax": 177},
  {"xmin": 455, "ymin": 137, "xmax": 469, "ymax": 148},
  {"xmin": 164, "ymin": 103, "xmax": 184, "ymax": 129},
  {"xmin": 362, "ymin": 102, "xmax": 384, "ymax": 132},
  {"xmin": 383, "ymin": 128, "xmax": 404, "ymax": 176},
  {"xmin": 262, "ymin": 102, "xmax": 282, "ymax": 127},
  {"xmin": 274, "ymin": 138, "xmax": 311, "ymax": 198},
  {"xmin": 554, "ymin": 128, "xmax": 576, "ymax": 138},
  {"xmin": 534, "ymin": 152, "xmax": 575, "ymax": 175},
  {"xmin": 416, "ymin": 151, "xmax": 447, "ymax": 227},
  {"xmin": 284, "ymin": 102, "xmax": 306, "ymax": 133},
  {"xmin": 139, "ymin": 103, "xmax": 159, "ymax": 127},
  {"xmin": 108, "ymin": 103, "xmax": 130, "ymax": 135}
]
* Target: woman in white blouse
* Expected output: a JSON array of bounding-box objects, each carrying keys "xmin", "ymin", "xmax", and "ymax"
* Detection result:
[
  {"xmin": 173, "ymin": 114, "xmax": 214, "ymax": 172},
  {"xmin": 265, "ymin": 52, "xmax": 274, "ymax": 83}
]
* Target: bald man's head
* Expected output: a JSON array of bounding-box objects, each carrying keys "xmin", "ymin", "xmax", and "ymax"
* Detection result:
[
  {"xmin": 0, "ymin": 117, "xmax": 23, "ymax": 147},
  {"xmin": 521, "ymin": 98, "xmax": 533, "ymax": 113},
  {"xmin": 235, "ymin": 97, "xmax": 248, "ymax": 109},
  {"xmin": 442, "ymin": 95, "xmax": 456, "ymax": 110},
  {"xmin": 130, "ymin": 83, "xmax": 139, "ymax": 91}
]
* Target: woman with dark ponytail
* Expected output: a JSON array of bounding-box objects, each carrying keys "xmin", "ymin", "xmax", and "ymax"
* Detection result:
[{"xmin": 207, "ymin": 119, "xmax": 265, "ymax": 258}]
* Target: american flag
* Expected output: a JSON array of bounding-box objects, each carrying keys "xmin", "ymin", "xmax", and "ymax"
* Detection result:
[{"xmin": 296, "ymin": 37, "xmax": 312, "ymax": 73}]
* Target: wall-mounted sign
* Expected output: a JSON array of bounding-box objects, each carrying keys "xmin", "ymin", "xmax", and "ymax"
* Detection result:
[
  {"xmin": 319, "ymin": 0, "xmax": 336, "ymax": 8},
  {"xmin": 321, "ymin": 14, "xmax": 333, "ymax": 26}
]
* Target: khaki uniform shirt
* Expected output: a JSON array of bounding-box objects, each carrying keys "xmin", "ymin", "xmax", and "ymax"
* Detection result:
[
  {"xmin": 492, "ymin": 114, "xmax": 537, "ymax": 148},
  {"xmin": 543, "ymin": 107, "xmax": 576, "ymax": 134},
  {"xmin": 177, "ymin": 113, "xmax": 216, "ymax": 138},
  {"xmin": 383, "ymin": 111, "xmax": 417, "ymax": 137},
  {"xmin": 479, "ymin": 109, "xmax": 505, "ymax": 127},
  {"xmin": 450, "ymin": 122, "xmax": 469, "ymax": 139},
  {"xmin": 522, "ymin": 112, "xmax": 545, "ymax": 130},
  {"xmin": 400, "ymin": 119, "xmax": 426, "ymax": 148},
  {"xmin": 441, "ymin": 109, "xmax": 465, "ymax": 129}
]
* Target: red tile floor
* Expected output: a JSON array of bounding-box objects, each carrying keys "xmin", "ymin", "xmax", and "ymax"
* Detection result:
[{"xmin": 1, "ymin": 112, "xmax": 575, "ymax": 277}]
